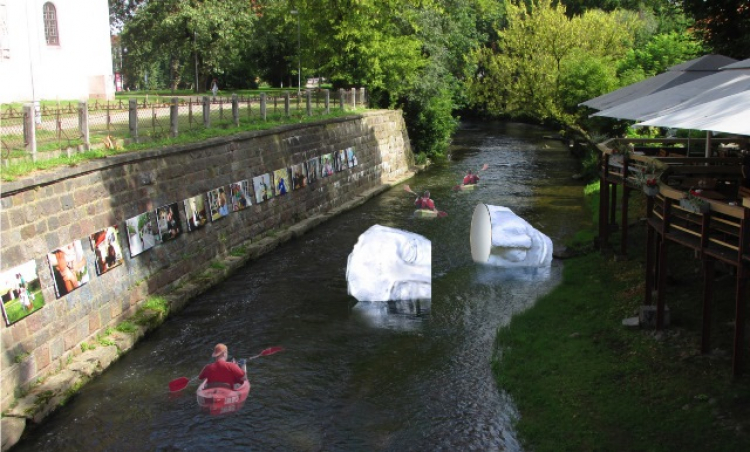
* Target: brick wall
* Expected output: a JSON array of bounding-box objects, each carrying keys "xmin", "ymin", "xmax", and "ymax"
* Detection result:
[{"xmin": 0, "ymin": 110, "xmax": 413, "ymax": 411}]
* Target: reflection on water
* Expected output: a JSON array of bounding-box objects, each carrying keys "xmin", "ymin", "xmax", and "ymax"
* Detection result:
[
  {"xmin": 473, "ymin": 265, "xmax": 555, "ymax": 284},
  {"xmin": 13, "ymin": 121, "xmax": 589, "ymax": 452},
  {"xmin": 351, "ymin": 299, "xmax": 431, "ymax": 331}
]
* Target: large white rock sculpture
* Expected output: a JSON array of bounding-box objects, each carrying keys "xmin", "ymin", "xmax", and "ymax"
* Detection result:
[
  {"xmin": 470, "ymin": 204, "xmax": 553, "ymax": 267},
  {"xmin": 346, "ymin": 225, "xmax": 431, "ymax": 301}
]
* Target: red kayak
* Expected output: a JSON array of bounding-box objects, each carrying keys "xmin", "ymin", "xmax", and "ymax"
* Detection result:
[{"xmin": 196, "ymin": 379, "xmax": 251, "ymax": 415}]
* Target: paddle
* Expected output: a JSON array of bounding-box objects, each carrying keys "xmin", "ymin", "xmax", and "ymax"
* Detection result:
[
  {"xmin": 404, "ymin": 185, "xmax": 448, "ymax": 217},
  {"xmin": 453, "ymin": 163, "xmax": 488, "ymax": 191},
  {"xmin": 168, "ymin": 346, "xmax": 285, "ymax": 392}
]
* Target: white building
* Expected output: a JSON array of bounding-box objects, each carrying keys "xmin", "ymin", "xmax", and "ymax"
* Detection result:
[{"xmin": 0, "ymin": 0, "xmax": 114, "ymax": 103}]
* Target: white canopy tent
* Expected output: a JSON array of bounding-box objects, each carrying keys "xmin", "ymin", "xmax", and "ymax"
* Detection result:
[
  {"xmin": 579, "ymin": 54, "xmax": 736, "ymax": 112},
  {"xmin": 633, "ymin": 91, "xmax": 750, "ymax": 136},
  {"xmin": 592, "ymin": 58, "xmax": 750, "ymax": 122}
]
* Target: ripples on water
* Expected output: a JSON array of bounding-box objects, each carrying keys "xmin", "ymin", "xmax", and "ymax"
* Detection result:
[{"xmin": 13, "ymin": 121, "xmax": 589, "ymax": 452}]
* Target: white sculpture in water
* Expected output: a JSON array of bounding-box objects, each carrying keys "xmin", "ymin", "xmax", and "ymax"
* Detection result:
[
  {"xmin": 470, "ymin": 204, "xmax": 553, "ymax": 267},
  {"xmin": 346, "ymin": 225, "xmax": 431, "ymax": 301}
]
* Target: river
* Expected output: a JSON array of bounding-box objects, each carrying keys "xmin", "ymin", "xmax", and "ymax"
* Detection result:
[{"xmin": 13, "ymin": 120, "xmax": 590, "ymax": 452}]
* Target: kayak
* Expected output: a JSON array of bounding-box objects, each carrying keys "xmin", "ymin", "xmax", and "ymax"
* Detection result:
[
  {"xmin": 413, "ymin": 209, "xmax": 438, "ymax": 219},
  {"xmin": 455, "ymin": 183, "xmax": 478, "ymax": 191},
  {"xmin": 196, "ymin": 379, "xmax": 251, "ymax": 415}
]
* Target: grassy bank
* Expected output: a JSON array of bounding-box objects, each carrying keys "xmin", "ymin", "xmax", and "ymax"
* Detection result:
[
  {"xmin": 493, "ymin": 183, "xmax": 750, "ymax": 452},
  {"xmin": 1, "ymin": 108, "xmax": 362, "ymax": 182}
]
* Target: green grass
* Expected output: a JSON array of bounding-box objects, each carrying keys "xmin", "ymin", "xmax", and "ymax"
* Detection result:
[
  {"xmin": 493, "ymin": 184, "xmax": 750, "ymax": 452},
  {"xmin": 2, "ymin": 290, "xmax": 45, "ymax": 325},
  {"xmin": 210, "ymin": 261, "xmax": 227, "ymax": 270},
  {"xmin": 141, "ymin": 295, "xmax": 169, "ymax": 315},
  {"xmin": 1, "ymin": 107, "xmax": 364, "ymax": 182},
  {"xmin": 114, "ymin": 321, "xmax": 137, "ymax": 335},
  {"xmin": 230, "ymin": 246, "xmax": 247, "ymax": 257}
]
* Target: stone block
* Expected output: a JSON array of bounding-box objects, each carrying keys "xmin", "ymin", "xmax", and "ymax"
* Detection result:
[
  {"xmin": 1, "ymin": 416, "xmax": 25, "ymax": 452},
  {"xmin": 34, "ymin": 344, "xmax": 51, "ymax": 372},
  {"xmin": 50, "ymin": 337, "xmax": 64, "ymax": 360},
  {"xmin": 639, "ymin": 305, "xmax": 670, "ymax": 329}
]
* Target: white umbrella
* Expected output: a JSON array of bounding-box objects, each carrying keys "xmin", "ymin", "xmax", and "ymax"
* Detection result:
[
  {"xmin": 593, "ymin": 58, "xmax": 750, "ymax": 121},
  {"xmin": 633, "ymin": 90, "xmax": 750, "ymax": 136},
  {"xmin": 580, "ymin": 54, "xmax": 736, "ymax": 111}
]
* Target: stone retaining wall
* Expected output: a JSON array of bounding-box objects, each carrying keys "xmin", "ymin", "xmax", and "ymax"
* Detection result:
[{"xmin": 0, "ymin": 110, "xmax": 413, "ymax": 417}]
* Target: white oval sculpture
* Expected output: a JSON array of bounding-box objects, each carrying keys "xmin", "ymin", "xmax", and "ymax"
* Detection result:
[
  {"xmin": 346, "ymin": 225, "xmax": 431, "ymax": 301},
  {"xmin": 470, "ymin": 204, "xmax": 553, "ymax": 267}
]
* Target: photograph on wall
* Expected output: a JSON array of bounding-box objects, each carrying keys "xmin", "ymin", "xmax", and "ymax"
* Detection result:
[
  {"xmin": 291, "ymin": 162, "xmax": 308, "ymax": 190},
  {"xmin": 207, "ymin": 186, "xmax": 231, "ymax": 222},
  {"xmin": 346, "ymin": 146, "xmax": 358, "ymax": 167},
  {"xmin": 230, "ymin": 180, "xmax": 253, "ymax": 212},
  {"xmin": 273, "ymin": 168, "xmax": 290, "ymax": 196},
  {"xmin": 253, "ymin": 173, "xmax": 273, "ymax": 204},
  {"xmin": 321, "ymin": 153, "xmax": 334, "ymax": 178},
  {"xmin": 125, "ymin": 211, "xmax": 160, "ymax": 257},
  {"xmin": 47, "ymin": 240, "xmax": 90, "ymax": 299},
  {"xmin": 156, "ymin": 203, "xmax": 182, "ymax": 242},
  {"xmin": 89, "ymin": 226, "xmax": 124, "ymax": 276},
  {"xmin": 307, "ymin": 156, "xmax": 320, "ymax": 185},
  {"xmin": 1, "ymin": 260, "xmax": 45, "ymax": 326},
  {"xmin": 335, "ymin": 149, "xmax": 347, "ymax": 172},
  {"xmin": 184, "ymin": 194, "xmax": 208, "ymax": 232}
]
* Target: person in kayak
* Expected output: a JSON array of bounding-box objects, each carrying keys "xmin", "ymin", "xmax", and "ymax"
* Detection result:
[
  {"xmin": 198, "ymin": 343, "xmax": 247, "ymax": 389},
  {"xmin": 463, "ymin": 169, "xmax": 479, "ymax": 185},
  {"xmin": 414, "ymin": 190, "xmax": 437, "ymax": 211}
]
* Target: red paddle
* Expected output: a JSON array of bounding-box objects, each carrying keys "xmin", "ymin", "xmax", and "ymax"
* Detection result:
[
  {"xmin": 168, "ymin": 346, "xmax": 284, "ymax": 392},
  {"xmin": 247, "ymin": 346, "xmax": 284, "ymax": 359}
]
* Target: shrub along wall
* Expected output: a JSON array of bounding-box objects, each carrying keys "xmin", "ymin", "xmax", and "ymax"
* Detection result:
[{"xmin": 0, "ymin": 110, "xmax": 414, "ymax": 412}]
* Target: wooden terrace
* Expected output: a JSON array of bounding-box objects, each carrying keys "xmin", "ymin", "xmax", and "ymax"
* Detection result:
[{"xmin": 597, "ymin": 137, "xmax": 750, "ymax": 376}]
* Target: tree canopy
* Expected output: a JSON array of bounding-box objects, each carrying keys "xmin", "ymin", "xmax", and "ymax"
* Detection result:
[
  {"xmin": 111, "ymin": 0, "xmax": 748, "ymax": 158},
  {"xmin": 679, "ymin": 0, "xmax": 750, "ymax": 59}
]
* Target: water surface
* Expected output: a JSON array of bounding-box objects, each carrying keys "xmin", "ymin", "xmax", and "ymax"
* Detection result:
[{"xmin": 15, "ymin": 120, "xmax": 590, "ymax": 452}]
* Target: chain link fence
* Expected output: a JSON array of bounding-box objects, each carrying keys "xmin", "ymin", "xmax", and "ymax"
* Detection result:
[{"xmin": 1, "ymin": 88, "xmax": 367, "ymax": 166}]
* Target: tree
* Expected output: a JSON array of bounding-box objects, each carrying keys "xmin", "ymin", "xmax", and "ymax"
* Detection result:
[
  {"xmin": 680, "ymin": 0, "xmax": 750, "ymax": 59},
  {"xmin": 617, "ymin": 31, "xmax": 704, "ymax": 77},
  {"xmin": 468, "ymin": 0, "xmax": 639, "ymax": 128},
  {"xmin": 120, "ymin": 0, "xmax": 257, "ymax": 91}
]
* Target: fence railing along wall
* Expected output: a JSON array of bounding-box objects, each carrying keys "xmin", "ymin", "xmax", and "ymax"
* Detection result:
[{"xmin": 1, "ymin": 88, "xmax": 367, "ymax": 163}]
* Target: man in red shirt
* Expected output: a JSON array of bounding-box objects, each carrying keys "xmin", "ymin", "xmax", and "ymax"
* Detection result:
[
  {"xmin": 463, "ymin": 170, "xmax": 479, "ymax": 185},
  {"xmin": 414, "ymin": 190, "xmax": 437, "ymax": 211},
  {"xmin": 198, "ymin": 343, "xmax": 247, "ymax": 388}
]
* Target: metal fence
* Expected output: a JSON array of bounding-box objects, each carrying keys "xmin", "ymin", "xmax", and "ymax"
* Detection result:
[{"xmin": 1, "ymin": 88, "xmax": 367, "ymax": 164}]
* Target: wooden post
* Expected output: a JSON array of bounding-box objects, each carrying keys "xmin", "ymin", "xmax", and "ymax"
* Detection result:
[
  {"xmin": 701, "ymin": 259, "xmax": 714, "ymax": 354},
  {"xmin": 621, "ymin": 187, "xmax": 630, "ymax": 256},
  {"xmin": 78, "ymin": 101, "xmax": 90, "ymax": 150},
  {"xmin": 324, "ymin": 89, "xmax": 330, "ymax": 114},
  {"xmin": 260, "ymin": 93, "xmax": 267, "ymax": 120},
  {"xmin": 128, "ymin": 98, "xmax": 138, "ymax": 141},
  {"xmin": 202, "ymin": 96, "xmax": 210, "ymax": 128},
  {"xmin": 22, "ymin": 104, "xmax": 37, "ymax": 161},
  {"xmin": 284, "ymin": 92, "xmax": 290, "ymax": 117},
  {"xmin": 170, "ymin": 97, "xmax": 179, "ymax": 138},
  {"xmin": 306, "ymin": 89, "xmax": 312, "ymax": 116},
  {"xmin": 232, "ymin": 94, "xmax": 239, "ymax": 126}
]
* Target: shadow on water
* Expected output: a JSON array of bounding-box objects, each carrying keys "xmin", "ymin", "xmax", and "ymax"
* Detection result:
[{"xmin": 13, "ymin": 120, "xmax": 590, "ymax": 452}]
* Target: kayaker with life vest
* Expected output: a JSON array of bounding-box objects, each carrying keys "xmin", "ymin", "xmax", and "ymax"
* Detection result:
[
  {"xmin": 198, "ymin": 343, "xmax": 247, "ymax": 388},
  {"xmin": 463, "ymin": 169, "xmax": 479, "ymax": 185},
  {"xmin": 414, "ymin": 190, "xmax": 437, "ymax": 211}
]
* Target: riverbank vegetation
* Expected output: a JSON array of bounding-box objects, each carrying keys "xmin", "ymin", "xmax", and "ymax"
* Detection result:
[
  {"xmin": 493, "ymin": 183, "xmax": 750, "ymax": 451},
  {"xmin": 108, "ymin": 0, "xmax": 748, "ymax": 168}
]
